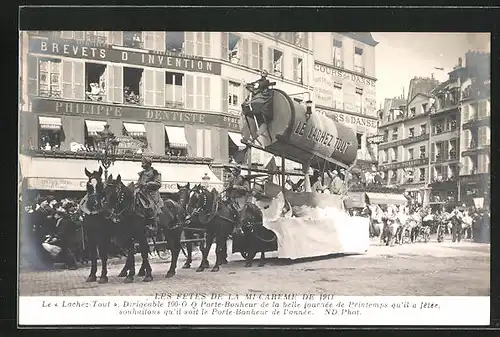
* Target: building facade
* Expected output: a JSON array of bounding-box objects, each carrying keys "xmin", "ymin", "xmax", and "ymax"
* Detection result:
[
  {"xmin": 19, "ymin": 31, "xmax": 314, "ymax": 191},
  {"xmin": 458, "ymin": 52, "xmax": 491, "ymax": 207},
  {"xmin": 312, "ymin": 33, "xmax": 379, "ymax": 168}
]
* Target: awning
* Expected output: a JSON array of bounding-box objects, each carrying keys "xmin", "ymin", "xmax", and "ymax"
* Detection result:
[
  {"xmin": 19, "ymin": 156, "xmax": 223, "ymax": 192},
  {"xmin": 228, "ymin": 132, "xmax": 245, "ymax": 149},
  {"xmin": 123, "ymin": 122, "xmax": 146, "ymax": 137},
  {"xmin": 366, "ymin": 192, "xmax": 407, "ymax": 205},
  {"xmin": 165, "ymin": 126, "xmax": 188, "ymax": 148},
  {"xmin": 38, "ymin": 116, "xmax": 62, "ymax": 130},
  {"xmin": 85, "ymin": 120, "xmax": 107, "ymax": 136}
]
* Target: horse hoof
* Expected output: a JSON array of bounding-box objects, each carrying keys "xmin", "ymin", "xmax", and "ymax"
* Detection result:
[
  {"xmin": 138, "ymin": 270, "xmax": 146, "ymax": 277},
  {"xmin": 211, "ymin": 267, "xmax": 219, "ymax": 272},
  {"xmin": 201, "ymin": 261, "xmax": 210, "ymax": 268},
  {"xmin": 196, "ymin": 267, "xmax": 204, "ymax": 272},
  {"xmin": 98, "ymin": 276, "xmax": 108, "ymax": 284},
  {"xmin": 124, "ymin": 276, "xmax": 134, "ymax": 283},
  {"xmin": 221, "ymin": 259, "xmax": 228, "ymax": 265},
  {"xmin": 143, "ymin": 275, "xmax": 153, "ymax": 282},
  {"xmin": 86, "ymin": 275, "xmax": 97, "ymax": 283},
  {"xmin": 182, "ymin": 263, "xmax": 191, "ymax": 269},
  {"xmin": 165, "ymin": 271, "xmax": 175, "ymax": 278},
  {"xmin": 117, "ymin": 271, "xmax": 127, "ymax": 277}
]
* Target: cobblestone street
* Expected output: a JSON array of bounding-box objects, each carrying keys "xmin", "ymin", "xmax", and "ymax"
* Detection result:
[{"xmin": 19, "ymin": 239, "xmax": 490, "ymax": 296}]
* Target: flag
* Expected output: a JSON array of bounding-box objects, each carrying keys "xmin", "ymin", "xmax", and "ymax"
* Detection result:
[
  {"xmin": 232, "ymin": 147, "xmax": 249, "ymax": 165},
  {"xmin": 265, "ymin": 156, "xmax": 278, "ymax": 173}
]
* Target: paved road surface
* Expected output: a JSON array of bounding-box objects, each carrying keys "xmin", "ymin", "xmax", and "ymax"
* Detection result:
[{"xmin": 19, "ymin": 239, "xmax": 490, "ymax": 296}]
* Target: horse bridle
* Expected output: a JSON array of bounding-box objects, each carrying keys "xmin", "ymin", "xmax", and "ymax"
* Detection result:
[
  {"xmin": 185, "ymin": 186, "xmax": 208, "ymax": 220},
  {"xmin": 107, "ymin": 181, "xmax": 130, "ymax": 220}
]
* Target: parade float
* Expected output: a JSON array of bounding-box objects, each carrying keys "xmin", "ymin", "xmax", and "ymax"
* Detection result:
[{"xmin": 232, "ymin": 82, "xmax": 370, "ymax": 260}]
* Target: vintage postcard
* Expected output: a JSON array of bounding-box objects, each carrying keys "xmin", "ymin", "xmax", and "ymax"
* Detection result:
[{"xmin": 18, "ymin": 24, "xmax": 491, "ymax": 326}]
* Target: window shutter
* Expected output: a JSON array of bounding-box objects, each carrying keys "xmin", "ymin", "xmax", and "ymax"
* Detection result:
[
  {"xmin": 258, "ymin": 43, "xmax": 263, "ymax": 70},
  {"xmin": 196, "ymin": 129, "xmax": 204, "ymax": 157},
  {"xmin": 196, "ymin": 76, "xmax": 203, "ymax": 110},
  {"xmin": 486, "ymin": 126, "xmax": 490, "ymax": 144},
  {"xmin": 154, "ymin": 70, "xmax": 165, "ymax": 107},
  {"xmin": 110, "ymin": 31, "xmax": 123, "ymax": 46},
  {"xmin": 203, "ymin": 32, "xmax": 211, "ymax": 58},
  {"xmin": 462, "ymin": 130, "xmax": 469, "ymax": 149},
  {"xmin": 73, "ymin": 61, "xmax": 85, "ymax": 100},
  {"xmin": 221, "ymin": 32, "xmax": 228, "ymax": 60},
  {"xmin": 62, "ymin": 60, "xmax": 73, "ymax": 98},
  {"xmin": 204, "ymin": 130, "xmax": 212, "ymax": 157},
  {"xmin": 143, "ymin": 32, "xmax": 155, "ymax": 50},
  {"xmin": 268, "ymin": 47, "xmax": 274, "ymax": 73},
  {"xmin": 443, "ymin": 141, "xmax": 449, "ymax": 160},
  {"xmin": 106, "ymin": 65, "xmax": 115, "ymax": 102},
  {"xmin": 143, "ymin": 69, "xmax": 155, "ymax": 106},
  {"xmin": 155, "ymin": 31, "xmax": 166, "ymax": 52},
  {"xmin": 112, "ymin": 65, "xmax": 123, "ymax": 103},
  {"xmin": 221, "ymin": 78, "xmax": 229, "ymax": 113},
  {"xmin": 204, "ymin": 77, "xmax": 210, "ymax": 110},
  {"xmin": 195, "ymin": 32, "xmax": 203, "ymax": 57},
  {"xmin": 185, "ymin": 74, "xmax": 194, "ymax": 109},
  {"xmin": 293, "ymin": 56, "xmax": 298, "ymax": 82},
  {"xmin": 185, "ymin": 32, "xmax": 195, "ymax": 56},
  {"xmin": 241, "ymin": 39, "xmax": 249, "ymax": 67},
  {"xmin": 28, "ymin": 56, "xmax": 38, "ymax": 96},
  {"xmin": 431, "ymin": 144, "xmax": 435, "ymax": 162}
]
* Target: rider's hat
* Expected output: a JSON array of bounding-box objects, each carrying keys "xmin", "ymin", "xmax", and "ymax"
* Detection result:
[{"xmin": 142, "ymin": 155, "xmax": 153, "ymax": 165}]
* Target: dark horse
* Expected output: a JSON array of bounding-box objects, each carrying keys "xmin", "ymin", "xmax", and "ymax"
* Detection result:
[
  {"xmin": 105, "ymin": 174, "xmax": 185, "ymax": 281},
  {"xmin": 185, "ymin": 184, "xmax": 238, "ymax": 272},
  {"xmin": 79, "ymin": 167, "xmax": 113, "ymax": 283},
  {"xmin": 234, "ymin": 202, "xmax": 277, "ymax": 268}
]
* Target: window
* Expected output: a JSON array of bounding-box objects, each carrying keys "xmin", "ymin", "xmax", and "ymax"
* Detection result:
[
  {"xmin": 356, "ymin": 133, "xmax": 362, "ymax": 150},
  {"xmin": 165, "ymin": 126, "xmax": 188, "ymax": 157},
  {"xmin": 409, "ymin": 107, "xmax": 416, "ymax": 117},
  {"xmin": 419, "ymin": 168, "xmax": 426, "ymax": 182},
  {"xmin": 85, "ymin": 63, "xmax": 106, "ymax": 101},
  {"xmin": 434, "ymin": 142, "xmax": 443, "ymax": 162},
  {"xmin": 420, "ymin": 123, "xmax": 427, "ymax": 135},
  {"xmin": 392, "ymin": 127, "xmax": 398, "ymax": 140},
  {"xmin": 354, "ymin": 47, "xmax": 364, "ymax": 74},
  {"xmin": 229, "ymin": 81, "xmax": 241, "ymax": 108},
  {"xmin": 448, "ymin": 164, "xmax": 458, "ymax": 178},
  {"xmin": 293, "ymin": 57, "xmax": 303, "ymax": 83},
  {"xmin": 478, "ymin": 154, "xmax": 490, "ymax": 174},
  {"xmin": 392, "ymin": 147, "xmax": 398, "ymax": 162},
  {"xmin": 433, "ymin": 119, "xmax": 444, "ymax": 134},
  {"xmin": 60, "ymin": 31, "xmax": 85, "ymax": 40},
  {"xmin": 123, "ymin": 67, "xmax": 144, "ymax": 105},
  {"xmin": 165, "ymin": 72, "xmax": 184, "ymax": 108},
  {"xmin": 383, "ymin": 149, "xmax": 388, "ymax": 163},
  {"xmin": 419, "ymin": 146, "xmax": 426, "ymax": 159},
  {"xmin": 355, "ymin": 87, "xmax": 363, "ymax": 113},
  {"xmin": 333, "ymin": 82, "xmax": 343, "ymax": 109},
  {"xmin": 123, "ymin": 122, "xmax": 147, "ymax": 153},
  {"xmin": 62, "ymin": 60, "xmax": 85, "ymax": 100},
  {"xmin": 478, "ymin": 100, "xmax": 488, "ymax": 118},
  {"xmin": 251, "ymin": 41, "xmax": 263, "ymax": 70},
  {"xmin": 447, "ymin": 115, "xmax": 457, "ymax": 131},
  {"xmin": 84, "ymin": 120, "xmax": 106, "ymax": 152},
  {"xmin": 123, "ymin": 31, "xmax": 143, "ymax": 49},
  {"xmin": 166, "ymin": 32, "xmax": 185, "ymax": 54},
  {"xmin": 38, "ymin": 58, "xmax": 61, "ymax": 98},
  {"xmin": 383, "ymin": 129, "xmax": 389, "ymax": 142},
  {"xmin": 270, "ymin": 49, "xmax": 283, "ymax": 75},
  {"xmin": 408, "ymin": 148, "xmax": 414, "ymax": 160},
  {"xmin": 421, "ymin": 103, "xmax": 428, "ymax": 114},
  {"xmin": 333, "ymin": 38, "xmax": 343, "ymax": 67},
  {"xmin": 85, "ymin": 31, "xmax": 108, "ymax": 44},
  {"xmin": 449, "ymin": 139, "xmax": 458, "ymax": 160},
  {"xmin": 478, "ymin": 126, "xmax": 489, "ymax": 147},
  {"xmin": 408, "ymin": 127, "xmax": 415, "ymax": 138},
  {"xmin": 38, "ymin": 117, "xmax": 62, "ymax": 151},
  {"xmin": 228, "ymin": 33, "xmax": 241, "ymax": 63}
]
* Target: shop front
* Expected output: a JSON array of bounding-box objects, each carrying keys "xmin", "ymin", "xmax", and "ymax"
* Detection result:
[{"xmin": 459, "ymin": 173, "xmax": 490, "ymax": 208}]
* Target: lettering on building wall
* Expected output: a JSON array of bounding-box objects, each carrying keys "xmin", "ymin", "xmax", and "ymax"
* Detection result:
[
  {"xmin": 314, "ymin": 63, "xmax": 376, "ymax": 87},
  {"xmin": 316, "ymin": 108, "xmax": 378, "ymax": 129},
  {"xmin": 30, "ymin": 39, "xmax": 222, "ymax": 75},
  {"xmin": 32, "ymin": 98, "xmax": 240, "ymax": 131},
  {"xmin": 294, "ymin": 121, "xmax": 349, "ymax": 154}
]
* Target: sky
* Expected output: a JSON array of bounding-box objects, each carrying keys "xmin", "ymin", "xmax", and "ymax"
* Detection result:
[{"xmin": 372, "ymin": 32, "xmax": 491, "ymax": 108}]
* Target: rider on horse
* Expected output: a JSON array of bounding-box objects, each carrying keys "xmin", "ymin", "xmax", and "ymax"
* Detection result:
[
  {"xmin": 226, "ymin": 166, "xmax": 251, "ymax": 213},
  {"xmin": 134, "ymin": 156, "xmax": 164, "ymax": 230}
]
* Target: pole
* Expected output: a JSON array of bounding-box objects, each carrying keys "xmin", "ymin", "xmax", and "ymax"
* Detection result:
[
  {"xmin": 425, "ymin": 121, "xmax": 433, "ymax": 207},
  {"xmin": 281, "ymin": 156, "xmax": 286, "ymax": 194}
]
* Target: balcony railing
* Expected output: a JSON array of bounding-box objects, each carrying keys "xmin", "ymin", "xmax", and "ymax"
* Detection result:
[
  {"xmin": 461, "ymin": 144, "xmax": 490, "ymax": 157},
  {"xmin": 379, "ymin": 157, "xmax": 428, "ymax": 171},
  {"xmin": 462, "ymin": 115, "xmax": 490, "ymax": 130},
  {"xmin": 378, "ymin": 133, "xmax": 429, "ymax": 150}
]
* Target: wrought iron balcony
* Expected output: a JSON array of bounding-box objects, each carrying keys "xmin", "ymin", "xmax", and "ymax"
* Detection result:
[
  {"xmin": 462, "ymin": 115, "xmax": 490, "ymax": 130},
  {"xmin": 461, "ymin": 144, "xmax": 490, "ymax": 157},
  {"xmin": 379, "ymin": 157, "xmax": 428, "ymax": 171},
  {"xmin": 378, "ymin": 133, "xmax": 429, "ymax": 150}
]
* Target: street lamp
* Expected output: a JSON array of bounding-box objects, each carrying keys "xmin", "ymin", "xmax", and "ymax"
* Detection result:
[
  {"xmin": 96, "ymin": 124, "xmax": 119, "ymax": 180},
  {"xmin": 201, "ymin": 172, "xmax": 211, "ymax": 188}
]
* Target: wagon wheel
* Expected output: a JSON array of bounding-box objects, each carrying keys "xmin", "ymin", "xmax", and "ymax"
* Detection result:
[{"xmin": 241, "ymin": 251, "xmax": 257, "ymax": 260}]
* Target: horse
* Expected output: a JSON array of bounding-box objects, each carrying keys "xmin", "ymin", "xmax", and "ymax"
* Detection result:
[
  {"xmin": 234, "ymin": 202, "xmax": 277, "ymax": 268},
  {"xmin": 104, "ymin": 174, "xmax": 185, "ymax": 282},
  {"xmin": 185, "ymin": 184, "xmax": 239, "ymax": 272},
  {"xmin": 79, "ymin": 167, "xmax": 114, "ymax": 283}
]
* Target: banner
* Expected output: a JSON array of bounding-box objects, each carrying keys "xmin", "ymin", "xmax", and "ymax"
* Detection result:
[{"xmin": 18, "ymin": 295, "xmax": 489, "ymax": 326}]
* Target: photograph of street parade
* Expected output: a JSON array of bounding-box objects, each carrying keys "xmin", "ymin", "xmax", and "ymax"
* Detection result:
[{"xmin": 18, "ymin": 31, "xmax": 490, "ymax": 296}]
